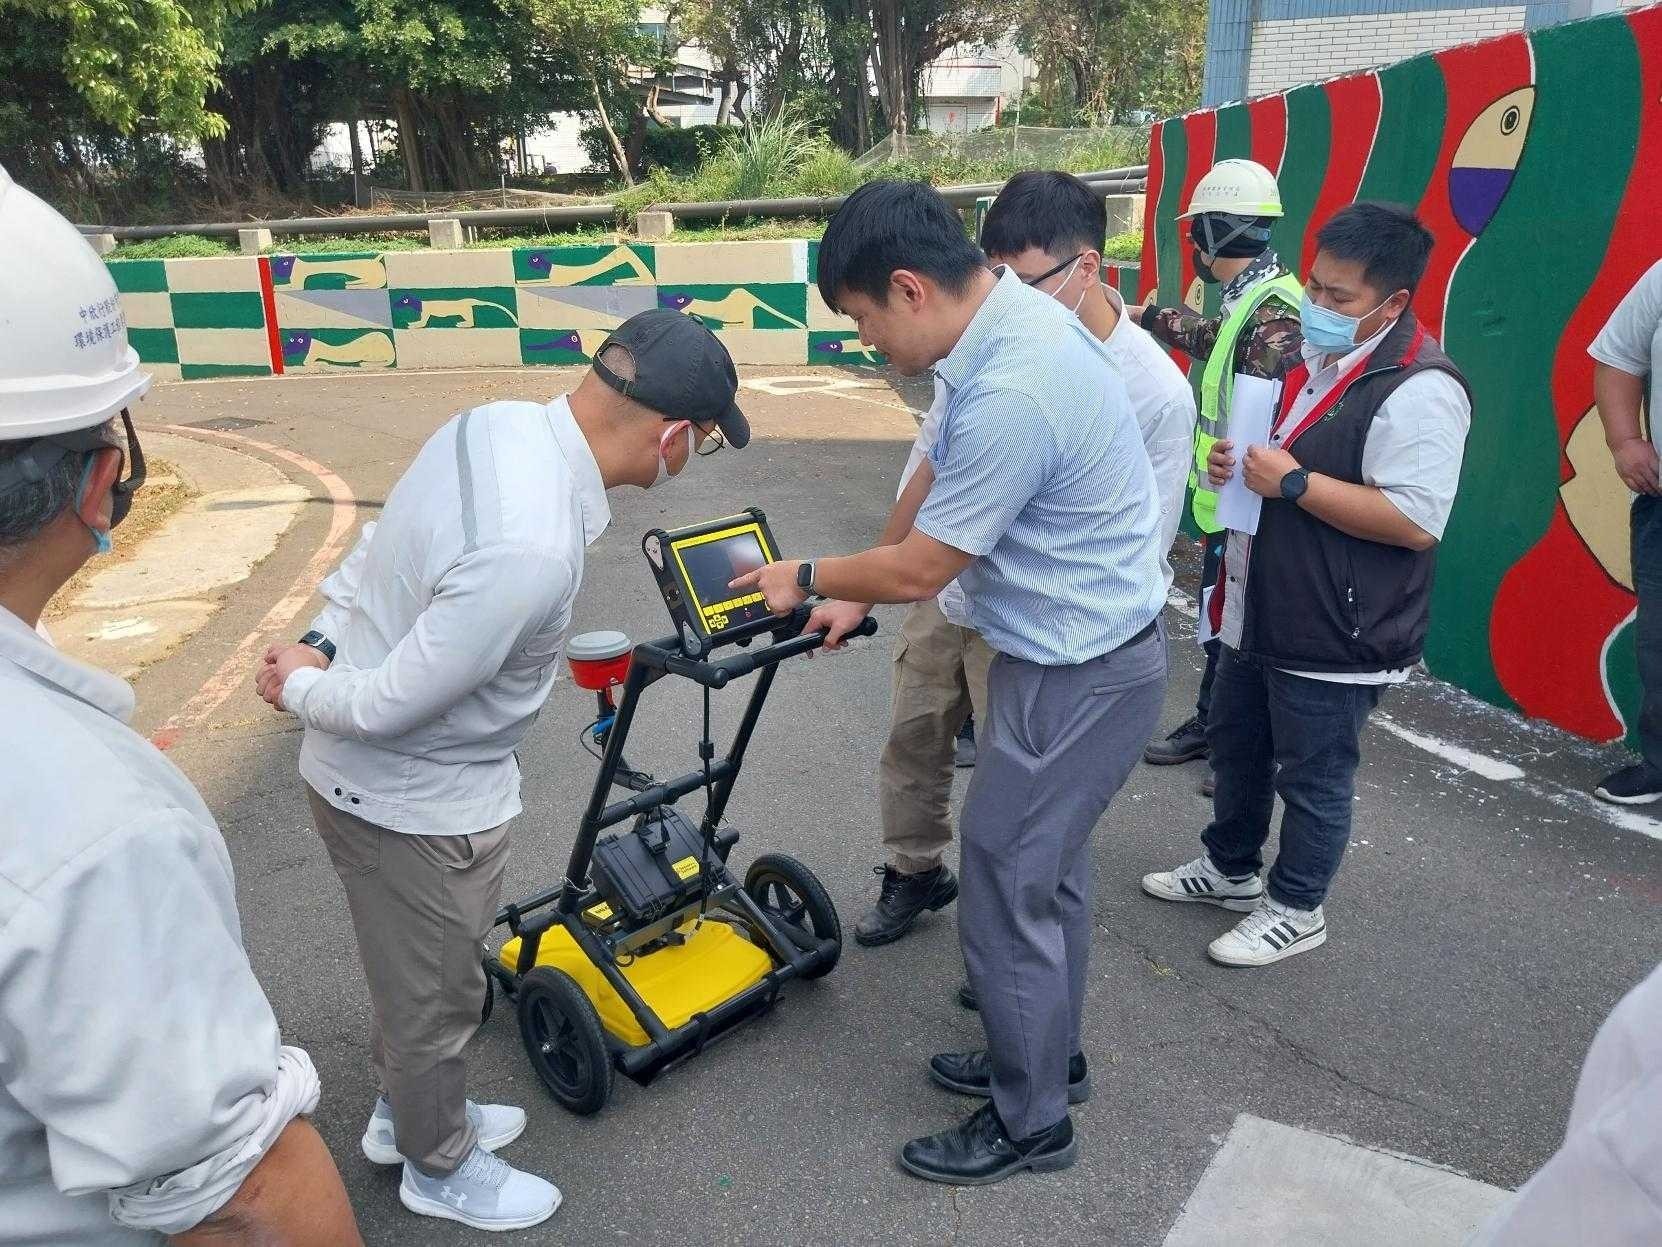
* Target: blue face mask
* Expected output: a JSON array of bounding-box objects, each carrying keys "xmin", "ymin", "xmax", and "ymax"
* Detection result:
[{"xmin": 1300, "ymin": 291, "xmax": 1394, "ymax": 354}]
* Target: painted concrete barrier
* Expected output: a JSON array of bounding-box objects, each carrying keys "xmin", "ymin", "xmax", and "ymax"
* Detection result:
[
  {"xmin": 105, "ymin": 240, "xmax": 1143, "ymax": 378},
  {"xmin": 1140, "ymin": 6, "xmax": 1662, "ymax": 746}
]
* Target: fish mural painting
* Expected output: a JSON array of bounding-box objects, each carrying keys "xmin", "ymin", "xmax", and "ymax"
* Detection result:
[{"xmin": 1141, "ymin": 9, "xmax": 1662, "ymax": 747}]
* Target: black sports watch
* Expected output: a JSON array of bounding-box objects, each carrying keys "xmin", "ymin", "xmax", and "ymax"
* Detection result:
[
  {"xmin": 297, "ymin": 629, "xmax": 337, "ymax": 662},
  {"xmin": 795, "ymin": 560, "xmax": 817, "ymax": 595},
  {"xmin": 1280, "ymin": 467, "xmax": 1311, "ymax": 504}
]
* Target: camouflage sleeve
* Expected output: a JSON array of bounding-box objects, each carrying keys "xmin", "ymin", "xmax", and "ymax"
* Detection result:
[
  {"xmin": 1234, "ymin": 297, "xmax": 1303, "ymax": 380},
  {"xmin": 1139, "ymin": 304, "xmax": 1226, "ymax": 362}
]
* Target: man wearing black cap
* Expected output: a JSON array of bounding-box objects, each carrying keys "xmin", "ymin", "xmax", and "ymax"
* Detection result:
[{"xmin": 255, "ymin": 309, "xmax": 746, "ymax": 1232}]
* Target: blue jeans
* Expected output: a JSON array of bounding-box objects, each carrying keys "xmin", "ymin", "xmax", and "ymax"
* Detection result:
[
  {"xmin": 1632, "ymin": 495, "xmax": 1662, "ymax": 772},
  {"xmin": 1202, "ymin": 647, "xmax": 1385, "ymax": 910}
]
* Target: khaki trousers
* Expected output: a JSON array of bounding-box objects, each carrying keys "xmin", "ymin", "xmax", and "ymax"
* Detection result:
[
  {"xmin": 306, "ymin": 787, "xmax": 510, "ymax": 1177},
  {"xmin": 877, "ymin": 599, "xmax": 995, "ymax": 873}
]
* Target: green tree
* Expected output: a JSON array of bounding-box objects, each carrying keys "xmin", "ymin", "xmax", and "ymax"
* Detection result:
[
  {"xmin": 1016, "ymin": 0, "xmax": 1205, "ymax": 123},
  {"xmin": 516, "ymin": 0, "xmax": 661, "ymax": 184},
  {"xmin": 1, "ymin": 0, "xmax": 256, "ymax": 139}
]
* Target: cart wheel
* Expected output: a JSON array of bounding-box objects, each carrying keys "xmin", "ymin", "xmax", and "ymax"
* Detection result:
[
  {"xmin": 517, "ymin": 967, "xmax": 613, "ymax": 1115},
  {"xmin": 744, "ymin": 853, "xmax": 842, "ymax": 979},
  {"xmin": 480, "ymin": 975, "xmax": 495, "ymax": 1026}
]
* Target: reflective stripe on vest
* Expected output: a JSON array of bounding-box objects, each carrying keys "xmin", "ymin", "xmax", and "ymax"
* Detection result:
[{"xmin": 1189, "ymin": 272, "xmax": 1304, "ymax": 533}]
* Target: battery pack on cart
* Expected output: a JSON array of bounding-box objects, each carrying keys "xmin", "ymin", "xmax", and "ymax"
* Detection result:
[{"xmin": 591, "ymin": 808, "xmax": 709, "ymax": 923}]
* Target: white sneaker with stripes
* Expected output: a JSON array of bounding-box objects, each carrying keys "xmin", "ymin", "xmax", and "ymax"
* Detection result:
[
  {"xmin": 1141, "ymin": 854, "xmax": 1264, "ymax": 912},
  {"xmin": 1208, "ymin": 898, "xmax": 1327, "ymax": 967}
]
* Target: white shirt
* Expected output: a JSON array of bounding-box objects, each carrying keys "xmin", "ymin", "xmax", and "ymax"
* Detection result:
[
  {"xmin": 0, "ymin": 607, "xmax": 317, "ymax": 1243},
  {"xmin": 1218, "ymin": 322, "xmax": 1472, "ymax": 683},
  {"xmin": 1469, "ymin": 960, "xmax": 1662, "ymax": 1246},
  {"xmin": 899, "ymin": 376, "xmax": 972, "ymax": 626},
  {"xmin": 1589, "ymin": 257, "xmax": 1662, "ymax": 464},
  {"xmin": 1100, "ymin": 283, "xmax": 1200, "ymax": 591},
  {"xmin": 284, "ymin": 396, "xmax": 610, "ymax": 835}
]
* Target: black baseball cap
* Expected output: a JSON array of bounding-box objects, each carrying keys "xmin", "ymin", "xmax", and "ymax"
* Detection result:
[{"xmin": 592, "ymin": 309, "xmax": 750, "ymax": 448}]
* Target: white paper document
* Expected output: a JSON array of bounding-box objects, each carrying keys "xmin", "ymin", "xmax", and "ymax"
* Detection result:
[{"xmin": 1213, "ymin": 374, "xmax": 1282, "ymax": 536}]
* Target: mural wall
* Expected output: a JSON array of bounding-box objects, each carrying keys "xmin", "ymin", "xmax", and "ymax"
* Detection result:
[
  {"xmin": 106, "ymin": 239, "xmax": 883, "ymax": 376},
  {"xmin": 1139, "ymin": 5, "xmax": 1662, "ymax": 745}
]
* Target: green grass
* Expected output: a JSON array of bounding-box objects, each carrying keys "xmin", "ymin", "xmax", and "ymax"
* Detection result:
[{"xmin": 1105, "ymin": 229, "xmax": 1141, "ymax": 261}]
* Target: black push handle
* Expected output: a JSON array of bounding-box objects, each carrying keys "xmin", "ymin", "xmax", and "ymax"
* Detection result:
[{"xmin": 666, "ymin": 615, "xmax": 879, "ymax": 688}]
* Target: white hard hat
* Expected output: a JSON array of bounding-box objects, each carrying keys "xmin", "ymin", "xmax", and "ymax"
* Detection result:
[
  {"xmin": 1177, "ymin": 158, "xmax": 1284, "ymax": 220},
  {"xmin": 0, "ymin": 163, "xmax": 151, "ymax": 441}
]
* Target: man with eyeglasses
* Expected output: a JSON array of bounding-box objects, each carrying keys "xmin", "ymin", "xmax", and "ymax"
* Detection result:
[
  {"xmin": 849, "ymin": 171, "xmax": 1196, "ymax": 958},
  {"xmin": 254, "ymin": 309, "xmax": 747, "ymax": 1231}
]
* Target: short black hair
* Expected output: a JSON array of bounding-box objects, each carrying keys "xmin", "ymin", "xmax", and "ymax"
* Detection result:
[
  {"xmin": 816, "ymin": 180, "xmax": 985, "ymax": 312},
  {"xmin": 1313, "ymin": 201, "xmax": 1435, "ymax": 298},
  {"xmin": 981, "ymin": 170, "xmax": 1107, "ymax": 260}
]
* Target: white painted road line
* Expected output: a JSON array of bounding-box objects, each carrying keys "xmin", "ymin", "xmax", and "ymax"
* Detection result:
[{"xmin": 1373, "ymin": 716, "xmax": 1526, "ymax": 782}]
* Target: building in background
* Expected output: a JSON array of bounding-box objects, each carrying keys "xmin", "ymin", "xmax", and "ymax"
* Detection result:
[
  {"xmin": 918, "ymin": 41, "xmax": 1036, "ymax": 134},
  {"xmin": 920, "ymin": 59, "xmax": 1003, "ymax": 133},
  {"xmin": 1202, "ymin": 0, "xmax": 1645, "ymax": 103}
]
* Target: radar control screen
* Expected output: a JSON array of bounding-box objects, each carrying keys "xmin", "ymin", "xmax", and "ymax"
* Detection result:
[{"xmin": 644, "ymin": 511, "xmax": 782, "ymax": 649}]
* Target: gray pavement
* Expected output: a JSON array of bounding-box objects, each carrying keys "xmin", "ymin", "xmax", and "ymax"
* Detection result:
[{"xmin": 126, "ymin": 366, "xmax": 1662, "ymax": 1246}]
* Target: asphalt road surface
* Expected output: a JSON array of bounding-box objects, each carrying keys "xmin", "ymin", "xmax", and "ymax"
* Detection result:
[{"xmin": 123, "ymin": 366, "xmax": 1662, "ymax": 1246}]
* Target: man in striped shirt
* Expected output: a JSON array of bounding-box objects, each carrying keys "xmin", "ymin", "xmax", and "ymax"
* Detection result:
[{"xmin": 732, "ymin": 180, "xmax": 1168, "ymax": 1187}]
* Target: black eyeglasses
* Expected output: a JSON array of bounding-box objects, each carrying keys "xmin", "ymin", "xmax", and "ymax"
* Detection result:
[
  {"xmin": 1017, "ymin": 253, "xmax": 1083, "ymax": 288},
  {"xmin": 695, "ymin": 424, "xmax": 725, "ymax": 457}
]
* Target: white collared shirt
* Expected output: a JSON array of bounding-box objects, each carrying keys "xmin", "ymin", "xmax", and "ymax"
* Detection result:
[
  {"xmin": 0, "ymin": 607, "xmax": 316, "ymax": 1243},
  {"xmin": 1100, "ymin": 284, "xmax": 1200, "ymax": 591},
  {"xmin": 284, "ymin": 395, "xmax": 610, "ymax": 834},
  {"xmin": 1218, "ymin": 323, "xmax": 1471, "ymax": 682}
]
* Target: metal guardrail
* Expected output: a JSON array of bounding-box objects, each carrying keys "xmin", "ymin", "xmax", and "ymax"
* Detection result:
[{"xmin": 77, "ymin": 166, "xmax": 1148, "ymax": 242}]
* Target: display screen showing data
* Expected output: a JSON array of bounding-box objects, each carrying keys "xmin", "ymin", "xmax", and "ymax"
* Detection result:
[{"xmin": 671, "ymin": 525, "xmax": 774, "ymax": 637}]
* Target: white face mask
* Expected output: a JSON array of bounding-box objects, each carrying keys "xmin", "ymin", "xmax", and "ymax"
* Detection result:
[
  {"xmin": 1065, "ymin": 258, "xmax": 1091, "ymax": 316},
  {"xmin": 653, "ymin": 422, "xmax": 694, "ymax": 487}
]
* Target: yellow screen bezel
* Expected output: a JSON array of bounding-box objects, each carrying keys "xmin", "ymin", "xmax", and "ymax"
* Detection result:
[{"xmin": 668, "ymin": 520, "xmax": 778, "ymax": 634}]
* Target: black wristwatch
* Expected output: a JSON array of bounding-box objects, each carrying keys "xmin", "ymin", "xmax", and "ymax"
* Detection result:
[
  {"xmin": 796, "ymin": 561, "xmax": 817, "ymax": 595},
  {"xmin": 297, "ymin": 629, "xmax": 337, "ymax": 662},
  {"xmin": 1280, "ymin": 467, "xmax": 1311, "ymax": 504}
]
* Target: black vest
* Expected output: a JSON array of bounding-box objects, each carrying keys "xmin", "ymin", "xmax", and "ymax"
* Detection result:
[{"xmin": 1239, "ymin": 313, "xmax": 1471, "ymax": 672}]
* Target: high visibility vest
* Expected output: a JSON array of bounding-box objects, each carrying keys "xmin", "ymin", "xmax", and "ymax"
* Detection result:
[{"xmin": 1189, "ymin": 272, "xmax": 1304, "ymax": 533}]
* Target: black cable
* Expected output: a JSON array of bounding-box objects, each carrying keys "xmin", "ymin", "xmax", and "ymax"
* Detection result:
[{"xmin": 694, "ymin": 681, "xmax": 718, "ymax": 926}]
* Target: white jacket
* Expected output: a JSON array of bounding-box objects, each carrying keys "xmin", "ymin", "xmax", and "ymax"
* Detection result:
[
  {"xmin": 285, "ymin": 396, "xmax": 610, "ymax": 834},
  {"xmin": 0, "ymin": 608, "xmax": 317, "ymax": 1243}
]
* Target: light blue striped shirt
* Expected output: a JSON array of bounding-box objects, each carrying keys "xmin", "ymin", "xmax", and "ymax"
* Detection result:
[{"xmin": 914, "ymin": 268, "xmax": 1164, "ymax": 666}]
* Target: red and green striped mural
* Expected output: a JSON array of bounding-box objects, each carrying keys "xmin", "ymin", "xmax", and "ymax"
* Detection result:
[{"xmin": 1140, "ymin": 7, "xmax": 1662, "ymax": 746}]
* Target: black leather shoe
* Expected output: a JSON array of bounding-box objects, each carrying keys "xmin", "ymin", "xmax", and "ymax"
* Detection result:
[
  {"xmin": 957, "ymin": 982, "xmax": 978, "ymax": 1010},
  {"xmin": 929, "ymin": 1049, "xmax": 1092, "ymax": 1105},
  {"xmin": 900, "ymin": 1102, "xmax": 1076, "ymax": 1186},
  {"xmin": 1144, "ymin": 713, "xmax": 1209, "ymax": 765},
  {"xmin": 854, "ymin": 864, "xmax": 958, "ymax": 947}
]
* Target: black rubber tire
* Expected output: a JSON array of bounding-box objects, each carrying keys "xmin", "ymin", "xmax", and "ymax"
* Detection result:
[
  {"xmin": 744, "ymin": 853, "xmax": 842, "ymax": 979},
  {"xmin": 517, "ymin": 967, "xmax": 613, "ymax": 1115},
  {"xmin": 480, "ymin": 974, "xmax": 495, "ymax": 1026}
]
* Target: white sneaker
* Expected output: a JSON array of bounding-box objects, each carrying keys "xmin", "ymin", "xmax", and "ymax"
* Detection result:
[
  {"xmin": 362, "ymin": 1097, "xmax": 527, "ymax": 1165},
  {"xmin": 400, "ymin": 1146, "xmax": 561, "ymax": 1232},
  {"xmin": 1141, "ymin": 854, "xmax": 1264, "ymax": 912},
  {"xmin": 1208, "ymin": 899, "xmax": 1327, "ymax": 967}
]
